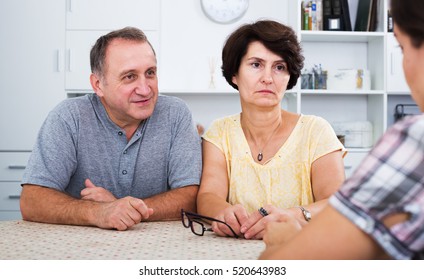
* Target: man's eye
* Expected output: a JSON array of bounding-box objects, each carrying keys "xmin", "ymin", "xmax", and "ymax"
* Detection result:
[
  {"xmin": 125, "ymin": 74, "xmax": 136, "ymax": 80},
  {"xmin": 146, "ymin": 69, "xmax": 156, "ymax": 77}
]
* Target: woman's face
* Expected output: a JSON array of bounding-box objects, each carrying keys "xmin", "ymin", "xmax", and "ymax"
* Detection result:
[
  {"xmin": 394, "ymin": 23, "xmax": 424, "ymax": 110},
  {"xmin": 232, "ymin": 41, "xmax": 290, "ymax": 109}
]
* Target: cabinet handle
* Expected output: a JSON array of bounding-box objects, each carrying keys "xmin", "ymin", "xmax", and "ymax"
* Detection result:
[
  {"xmin": 68, "ymin": 0, "xmax": 75, "ymax": 12},
  {"xmin": 390, "ymin": 52, "xmax": 395, "ymax": 75},
  {"xmin": 67, "ymin": 49, "xmax": 73, "ymax": 72},
  {"xmin": 344, "ymin": 165, "xmax": 352, "ymax": 170},
  {"xmin": 56, "ymin": 49, "xmax": 63, "ymax": 72},
  {"xmin": 8, "ymin": 195, "xmax": 21, "ymax": 199},
  {"xmin": 8, "ymin": 165, "xmax": 26, "ymax": 170}
]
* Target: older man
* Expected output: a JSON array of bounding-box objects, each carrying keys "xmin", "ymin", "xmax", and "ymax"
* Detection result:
[{"xmin": 20, "ymin": 27, "xmax": 201, "ymax": 231}]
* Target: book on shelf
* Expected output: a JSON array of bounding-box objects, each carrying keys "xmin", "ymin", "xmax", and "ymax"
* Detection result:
[
  {"xmin": 302, "ymin": 0, "xmax": 354, "ymax": 31},
  {"xmin": 368, "ymin": 0, "xmax": 379, "ymax": 31},
  {"xmin": 323, "ymin": 0, "xmax": 332, "ymax": 30},
  {"xmin": 340, "ymin": 0, "xmax": 352, "ymax": 31},
  {"xmin": 331, "ymin": 0, "xmax": 343, "ymax": 30},
  {"xmin": 302, "ymin": 1, "xmax": 323, "ymax": 31},
  {"xmin": 354, "ymin": 0, "xmax": 378, "ymax": 32}
]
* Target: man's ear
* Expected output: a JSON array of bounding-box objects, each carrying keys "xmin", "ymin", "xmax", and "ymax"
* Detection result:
[{"xmin": 90, "ymin": 73, "xmax": 103, "ymax": 97}]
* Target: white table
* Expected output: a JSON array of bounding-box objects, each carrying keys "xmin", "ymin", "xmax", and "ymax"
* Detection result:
[{"xmin": 0, "ymin": 220, "xmax": 265, "ymax": 260}]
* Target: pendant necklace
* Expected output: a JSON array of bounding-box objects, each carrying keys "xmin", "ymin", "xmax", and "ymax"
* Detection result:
[{"xmin": 248, "ymin": 119, "xmax": 281, "ymax": 162}]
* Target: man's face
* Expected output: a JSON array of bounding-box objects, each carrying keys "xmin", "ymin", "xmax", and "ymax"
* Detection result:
[{"xmin": 92, "ymin": 38, "xmax": 158, "ymax": 128}]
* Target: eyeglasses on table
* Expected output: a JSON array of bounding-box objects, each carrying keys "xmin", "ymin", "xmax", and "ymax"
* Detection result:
[{"xmin": 180, "ymin": 209, "xmax": 238, "ymax": 238}]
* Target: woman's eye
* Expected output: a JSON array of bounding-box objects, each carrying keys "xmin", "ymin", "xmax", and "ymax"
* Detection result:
[
  {"xmin": 251, "ymin": 62, "xmax": 260, "ymax": 68},
  {"xmin": 275, "ymin": 64, "xmax": 286, "ymax": 71}
]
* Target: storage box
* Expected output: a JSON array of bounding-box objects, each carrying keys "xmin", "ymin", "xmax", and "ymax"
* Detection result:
[
  {"xmin": 331, "ymin": 121, "xmax": 373, "ymax": 148},
  {"xmin": 327, "ymin": 69, "xmax": 371, "ymax": 91}
]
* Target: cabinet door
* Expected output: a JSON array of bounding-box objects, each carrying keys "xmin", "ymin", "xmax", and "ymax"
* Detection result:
[
  {"xmin": 0, "ymin": 152, "xmax": 31, "ymax": 181},
  {"xmin": 387, "ymin": 33, "xmax": 409, "ymax": 93},
  {"xmin": 0, "ymin": 0, "xmax": 66, "ymax": 150},
  {"xmin": 0, "ymin": 182, "xmax": 22, "ymax": 221},
  {"xmin": 343, "ymin": 150, "xmax": 368, "ymax": 179},
  {"xmin": 65, "ymin": 30, "xmax": 159, "ymax": 91},
  {"xmin": 66, "ymin": 0, "xmax": 159, "ymax": 30}
]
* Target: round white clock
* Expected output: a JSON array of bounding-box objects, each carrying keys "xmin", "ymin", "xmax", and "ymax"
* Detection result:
[{"xmin": 201, "ymin": 0, "xmax": 249, "ymax": 24}]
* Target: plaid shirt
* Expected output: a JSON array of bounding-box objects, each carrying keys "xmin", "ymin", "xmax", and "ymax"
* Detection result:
[{"xmin": 330, "ymin": 114, "xmax": 424, "ymax": 259}]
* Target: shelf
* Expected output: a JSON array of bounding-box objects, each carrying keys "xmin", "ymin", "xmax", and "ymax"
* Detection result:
[
  {"xmin": 346, "ymin": 147, "xmax": 372, "ymax": 153},
  {"xmin": 160, "ymin": 90, "xmax": 237, "ymax": 96},
  {"xmin": 300, "ymin": 90, "xmax": 385, "ymax": 95},
  {"xmin": 387, "ymin": 92, "xmax": 412, "ymax": 96},
  {"xmin": 161, "ymin": 89, "xmax": 296, "ymax": 96},
  {"xmin": 300, "ymin": 31, "xmax": 385, "ymax": 43}
]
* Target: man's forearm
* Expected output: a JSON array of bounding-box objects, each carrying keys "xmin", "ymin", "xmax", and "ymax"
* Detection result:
[
  {"xmin": 20, "ymin": 184, "xmax": 98, "ymax": 226},
  {"xmin": 143, "ymin": 185, "xmax": 198, "ymax": 221}
]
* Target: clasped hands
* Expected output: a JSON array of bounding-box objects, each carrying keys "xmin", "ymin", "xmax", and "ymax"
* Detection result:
[
  {"xmin": 80, "ymin": 179, "xmax": 153, "ymax": 231},
  {"xmin": 212, "ymin": 204, "xmax": 307, "ymax": 240}
]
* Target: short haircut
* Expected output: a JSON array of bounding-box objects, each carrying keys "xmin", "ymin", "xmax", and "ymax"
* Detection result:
[
  {"xmin": 222, "ymin": 20, "xmax": 304, "ymax": 90},
  {"xmin": 90, "ymin": 26, "xmax": 155, "ymax": 77}
]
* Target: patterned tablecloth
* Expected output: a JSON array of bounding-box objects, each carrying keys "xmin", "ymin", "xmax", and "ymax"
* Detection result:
[{"xmin": 0, "ymin": 220, "xmax": 265, "ymax": 260}]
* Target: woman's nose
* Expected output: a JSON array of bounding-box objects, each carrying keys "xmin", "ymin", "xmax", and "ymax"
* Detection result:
[{"xmin": 261, "ymin": 70, "xmax": 273, "ymax": 84}]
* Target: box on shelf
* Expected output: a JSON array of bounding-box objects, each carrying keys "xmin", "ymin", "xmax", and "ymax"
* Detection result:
[
  {"xmin": 327, "ymin": 69, "xmax": 371, "ymax": 91},
  {"xmin": 332, "ymin": 121, "xmax": 373, "ymax": 148}
]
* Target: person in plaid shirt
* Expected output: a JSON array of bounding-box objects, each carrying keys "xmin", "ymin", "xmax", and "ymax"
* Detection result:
[{"xmin": 260, "ymin": 0, "xmax": 424, "ymax": 259}]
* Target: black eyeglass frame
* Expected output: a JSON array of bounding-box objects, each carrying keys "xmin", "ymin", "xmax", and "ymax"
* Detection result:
[{"xmin": 181, "ymin": 209, "xmax": 238, "ymax": 238}]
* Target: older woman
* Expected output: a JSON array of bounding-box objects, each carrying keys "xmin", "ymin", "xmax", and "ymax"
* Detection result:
[{"xmin": 197, "ymin": 20, "xmax": 346, "ymax": 239}]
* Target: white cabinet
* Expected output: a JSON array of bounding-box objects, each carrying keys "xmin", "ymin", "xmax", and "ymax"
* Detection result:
[
  {"xmin": 0, "ymin": 0, "xmax": 66, "ymax": 220},
  {"xmin": 386, "ymin": 32, "xmax": 409, "ymax": 93},
  {"xmin": 0, "ymin": 152, "xmax": 31, "ymax": 220},
  {"xmin": 65, "ymin": 0, "xmax": 160, "ymax": 92},
  {"xmin": 343, "ymin": 150, "xmax": 368, "ymax": 179},
  {"xmin": 65, "ymin": 30, "xmax": 110, "ymax": 91},
  {"xmin": 66, "ymin": 0, "xmax": 160, "ymax": 30},
  {"xmin": 0, "ymin": 0, "xmax": 66, "ymax": 151}
]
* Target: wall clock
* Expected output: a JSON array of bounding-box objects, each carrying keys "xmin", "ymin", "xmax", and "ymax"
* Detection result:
[{"xmin": 201, "ymin": 0, "xmax": 249, "ymax": 24}]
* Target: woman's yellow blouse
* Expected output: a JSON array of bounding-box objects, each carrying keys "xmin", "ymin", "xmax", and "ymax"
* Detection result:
[{"xmin": 202, "ymin": 114, "xmax": 346, "ymax": 214}]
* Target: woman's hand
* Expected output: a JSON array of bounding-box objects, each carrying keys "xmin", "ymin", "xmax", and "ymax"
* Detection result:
[
  {"xmin": 240, "ymin": 205, "xmax": 307, "ymax": 240},
  {"xmin": 212, "ymin": 204, "xmax": 249, "ymax": 238}
]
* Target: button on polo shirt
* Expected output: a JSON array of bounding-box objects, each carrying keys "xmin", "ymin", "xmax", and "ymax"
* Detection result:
[{"xmin": 116, "ymin": 124, "xmax": 145, "ymax": 191}]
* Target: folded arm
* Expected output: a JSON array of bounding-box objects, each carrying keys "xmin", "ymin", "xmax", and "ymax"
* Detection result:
[
  {"xmin": 143, "ymin": 185, "xmax": 198, "ymax": 221},
  {"xmin": 20, "ymin": 184, "xmax": 153, "ymax": 230}
]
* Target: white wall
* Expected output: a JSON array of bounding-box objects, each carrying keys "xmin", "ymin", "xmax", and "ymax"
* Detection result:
[{"xmin": 158, "ymin": 0, "xmax": 290, "ymax": 92}]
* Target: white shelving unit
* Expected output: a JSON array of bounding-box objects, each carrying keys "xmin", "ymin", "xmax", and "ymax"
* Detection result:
[{"xmin": 284, "ymin": 0, "xmax": 414, "ymax": 178}]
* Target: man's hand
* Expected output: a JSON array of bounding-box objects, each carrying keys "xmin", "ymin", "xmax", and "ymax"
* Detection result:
[
  {"xmin": 95, "ymin": 196, "xmax": 154, "ymax": 231},
  {"xmin": 81, "ymin": 178, "xmax": 116, "ymax": 202}
]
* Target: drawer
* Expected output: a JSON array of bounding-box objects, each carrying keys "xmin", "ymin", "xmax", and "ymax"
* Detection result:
[
  {"xmin": 0, "ymin": 182, "xmax": 22, "ymax": 211},
  {"xmin": 0, "ymin": 211, "xmax": 22, "ymax": 221},
  {"xmin": 343, "ymin": 151, "xmax": 368, "ymax": 179},
  {"xmin": 0, "ymin": 152, "xmax": 31, "ymax": 181}
]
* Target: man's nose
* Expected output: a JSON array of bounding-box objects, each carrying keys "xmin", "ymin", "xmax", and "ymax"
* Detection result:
[{"xmin": 135, "ymin": 78, "xmax": 150, "ymax": 94}]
